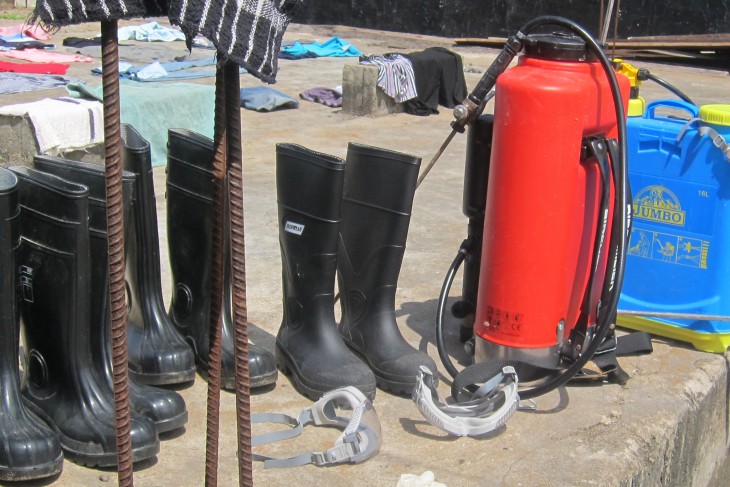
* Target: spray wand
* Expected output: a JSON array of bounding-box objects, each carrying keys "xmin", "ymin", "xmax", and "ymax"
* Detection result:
[{"xmin": 416, "ymin": 35, "xmax": 525, "ymax": 187}]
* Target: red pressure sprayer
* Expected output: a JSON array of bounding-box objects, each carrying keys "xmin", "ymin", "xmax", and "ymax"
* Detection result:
[
  {"xmin": 434, "ymin": 17, "xmax": 633, "ymax": 402},
  {"xmin": 474, "ymin": 33, "xmax": 630, "ymax": 366}
]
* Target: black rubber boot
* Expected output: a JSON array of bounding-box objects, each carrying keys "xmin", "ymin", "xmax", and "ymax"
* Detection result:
[
  {"xmin": 33, "ymin": 155, "xmax": 188, "ymax": 434},
  {"xmin": 0, "ymin": 167, "xmax": 63, "ymax": 482},
  {"xmin": 10, "ymin": 166, "xmax": 159, "ymax": 467},
  {"xmin": 166, "ymin": 128, "xmax": 277, "ymax": 390},
  {"xmin": 275, "ymin": 143, "xmax": 376, "ymax": 401},
  {"xmin": 121, "ymin": 124, "xmax": 196, "ymax": 386},
  {"xmin": 337, "ymin": 143, "xmax": 438, "ymax": 395}
]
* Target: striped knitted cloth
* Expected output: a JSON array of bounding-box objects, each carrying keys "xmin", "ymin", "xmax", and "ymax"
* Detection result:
[
  {"xmin": 168, "ymin": 0, "xmax": 304, "ymax": 83},
  {"xmin": 31, "ymin": 0, "xmax": 168, "ymax": 26}
]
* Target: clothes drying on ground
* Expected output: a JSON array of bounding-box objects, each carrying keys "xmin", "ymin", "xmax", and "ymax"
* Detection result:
[
  {"xmin": 359, "ymin": 54, "xmax": 417, "ymax": 103},
  {"xmin": 0, "ymin": 36, "xmax": 54, "ymax": 50},
  {"xmin": 117, "ymin": 22, "xmax": 186, "ymax": 42},
  {"xmin": 62, "ymin": 36, "xmax": 102, "ymax": 47},
  {"xmin": 240, "ymin": 86, "xmax": 299, "ymax": 112},
  {"xmin": 0, "ymin": 72, "xmax": 71, "ymax": 95},
  {"xmin": 0, "ymin": 97, "xmax": 103, "ymax": 154},
  {"xmin": 169, "ymin": 0, "xmax": 305, "ymax": 83},
  {"xmin": 280, "ymin": 36, "xmax": 362, "ymax": 60},
  {"xmin": 299, "ymin": 87, "xmax": 342, "ymax": 108},
  {"xmin": 0, "ymin": 24, "xmax": 51, "ymax": 41},
  {"xmin": 0, "ymin": 59, "xmax": 69, "ymax": 75},
  {"xmin": 67, "ymin": 80, "xmax": 215, "ymax": 167},
  {"xmin": 401, "ymin": 47, "xmax": 467, "ymax": 116},
  {"xmin": 0, "ymin": 49, "xmax": 94, "ymax": 64},
  {"xmin": 91, "ymin": 56, "xmax": 245, "ymax": 82}
]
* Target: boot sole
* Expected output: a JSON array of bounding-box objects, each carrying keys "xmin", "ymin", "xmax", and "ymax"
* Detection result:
[
  {"xmin": 274, "ymin": 343, "xmax": 376, "ymax": 401},
  {"xmin": 154, "ymin": 410, "xmax": 189, "ymax": 434},
  {"xmin": 344, "ymin": 340, "xmax": 423, "ymax": 396},
  {"xmin": 196, "ymin": 364, "xmax": 278, "ymax": 391},
  {"xmin": 24, "ymin": 400, "xmax": 160, "ymax": 468},
  {"xmin": 0, "ymin": 453, "xmax": 63, "ymax": 482},
  {"xmin": 129, "ymin": 367, "xmax": 197, "ymax": 387}
]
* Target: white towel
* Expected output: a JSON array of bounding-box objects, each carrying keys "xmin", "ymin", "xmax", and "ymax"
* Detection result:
[{"xmin": 0, "ymin": 97, "xmax": 104, "ymax": 154}]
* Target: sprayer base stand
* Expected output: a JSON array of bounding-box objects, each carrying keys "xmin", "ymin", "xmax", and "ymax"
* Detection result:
[{"xmin": 474, "ymin": 337, "xmax": 561, "ymax": 369}]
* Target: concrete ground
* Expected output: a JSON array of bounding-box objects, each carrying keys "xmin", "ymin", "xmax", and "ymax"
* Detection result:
[{"xmin": 1, "ymin": 9, "xmax": 729, "ymax": 487}]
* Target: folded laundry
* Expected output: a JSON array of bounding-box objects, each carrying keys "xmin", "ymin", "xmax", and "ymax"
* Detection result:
[{"xmin": 0, "ymin": 97, "xmax": 103, "ymax": 154}]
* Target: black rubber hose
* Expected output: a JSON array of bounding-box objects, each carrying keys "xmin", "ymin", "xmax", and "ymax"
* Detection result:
[
  {"xmin": 436, "ymin": 244, "xmax": 468, "ymax": 380},
  {"xmin": 646, "ymin": 72, "xmax": 696, "ymax": 106}
]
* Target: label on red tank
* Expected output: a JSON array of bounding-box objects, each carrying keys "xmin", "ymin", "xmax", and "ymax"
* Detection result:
[{"xmin": 482, "ymin": 305, "xmax": 523, "ymax": 337}]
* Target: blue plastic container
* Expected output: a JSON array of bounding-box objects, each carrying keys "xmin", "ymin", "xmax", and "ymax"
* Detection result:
[{"xmin": 618, "ymin": 100, "xmax": 730, "ymax": 352}]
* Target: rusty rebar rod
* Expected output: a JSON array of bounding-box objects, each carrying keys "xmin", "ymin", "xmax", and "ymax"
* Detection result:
[
  {"xmin": 100, "ymin": 19, "xmax": 134, "ymax": 487},
  {"xmin": 204, "ymin": 60, "xmax": 228, "ymax": 487},
  {"xmin": 224, "ymin": 60, "xmax": 253, "ymax": 487}
]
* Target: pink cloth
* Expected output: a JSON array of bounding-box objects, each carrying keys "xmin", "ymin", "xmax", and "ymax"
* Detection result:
[
  {"xmin": 0, "ymin": 49, "xmax": 94, "ymax": 63},
  {"xmin": 0, "ymin": 24, "xmax": 52, "ymax": 41}
]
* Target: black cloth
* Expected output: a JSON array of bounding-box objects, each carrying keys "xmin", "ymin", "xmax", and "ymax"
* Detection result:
[
  {"xmin": 168, "ymin": 0, "xmax": 305, "ymax": 83},
  {"xmin": 63, "ymin": 36, "xmax": 102, "ymax": 48},
  {"xmin": 31, "ymin": 0, "xmax": 167, "ymax": 26},
  {"xmin": 401, "ymin": 47, "xmax": 467, "ymax": 116},
  {"xmin": 0, "ymin": 39, "xmax": 53, "ymax": 50}
]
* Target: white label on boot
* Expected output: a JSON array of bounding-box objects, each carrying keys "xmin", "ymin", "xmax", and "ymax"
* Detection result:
[
  {"xmin": 285, "ymin": 221, "xmax": 305, "ymax": 235},
  {"xmin": 19, "ymin": 265, "xmax": 34, "ymax": 303}
]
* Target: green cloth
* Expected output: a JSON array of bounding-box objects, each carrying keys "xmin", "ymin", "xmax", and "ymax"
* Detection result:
[{"xmin": 67, "ymin": 80, "xmax": 215, "ymax": 167}]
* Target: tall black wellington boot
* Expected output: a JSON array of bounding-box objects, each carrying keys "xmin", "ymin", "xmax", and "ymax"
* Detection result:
[
  {"xmin": 121, "ymin": 124, "xmax": 196, "ymax": 386},
  {"xmin": 166, "ymin": 128, "xmax": 277, "ymax": 390},
  {"xmin": 10, "ymin": 166, "xmax": 159, "ymax": 467},
  {"xmin": 0, "ymin": 167, "xmax": 63, "ymax": 482},
  {"xmin": 33, "ymin": 155, "xmax": 188, "ymax": 434},
  {"xmin": 337, "ymin": 143, "xmax": 438, "ymax": 395},
  {"xmin": 275, "ymin": 143, "xmax": 376, "ymax": 401}
]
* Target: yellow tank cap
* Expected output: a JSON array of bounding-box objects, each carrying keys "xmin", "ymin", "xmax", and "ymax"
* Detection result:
[
  {"xmin": 699, "ymin": 104, "xmax": 730, "ymax": 126},
  {"xmin": 627, "ymin": 97, "xmax": 646, "ymax": 117}
]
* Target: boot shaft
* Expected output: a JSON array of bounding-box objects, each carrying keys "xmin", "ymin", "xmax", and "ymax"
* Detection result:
[
  {"xmin": 276, "ymin": 144, "xmax": 345, "ymax": 320},
  {"xmin": 0, "ymin": 168, "xmax": 19, "ymax": 336},
  {"xmin": 32, "ymin": 156, "xmax": 135, "ymax": 371},
  {"xmin": 9, "ymin": 166, "xmax": 90, "ymax": 386},
  {"xmin": 0, "ymin": 167, "xmax": 21, "ymax": 387},
  {"xmin": 166, "ymin": 128, "xmax": 216, "ymax": 327},
  {"xmin": 338, "ymin": 143, "xmax": 421, "ymax": 291}
]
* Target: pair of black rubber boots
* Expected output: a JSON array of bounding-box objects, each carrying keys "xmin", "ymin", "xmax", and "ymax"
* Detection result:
[
  {"xmin": 275, "ymin": 143, "xmax": 437, "ymax": 401},
  {"xmin": 166, "ymin": 128, "xmax": 278, "ymax": 390},
  {"xmin": 0, "ymin": 124, "xmax": 192, "ymax": 479}
]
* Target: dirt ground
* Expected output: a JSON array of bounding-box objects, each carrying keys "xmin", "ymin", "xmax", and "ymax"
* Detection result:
[{"xmin": 1, "ymin": 7, "xmax": 730, "ymax": 487}]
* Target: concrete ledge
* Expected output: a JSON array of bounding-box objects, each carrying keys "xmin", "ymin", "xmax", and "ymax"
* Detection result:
[
  {"xmin": 0, "ymin": 114, "xmax": 104, "ymax": 168},
  {"xmin": 342, "ymin": 63, "xmax": 404, "ymax": 116}
]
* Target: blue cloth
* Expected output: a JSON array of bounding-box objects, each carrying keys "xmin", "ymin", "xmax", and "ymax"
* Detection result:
[
  {"xmin": 280, "ymin": 37, "xmax": 361, "ymax": 60},
  {"xmin": 0, "ymin": 72, "xmax": 70, "ymax": 95},
  {"xmin": 117, "ymin": 22, "xmax": 186, "ymax": 42},
  {"xmin": 240, "ymin": 86, "xmax": 299, "ymax": 112},
  {"xmin": 91, "ymin": 57, "xmax": 247, "ymax": 82}
]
